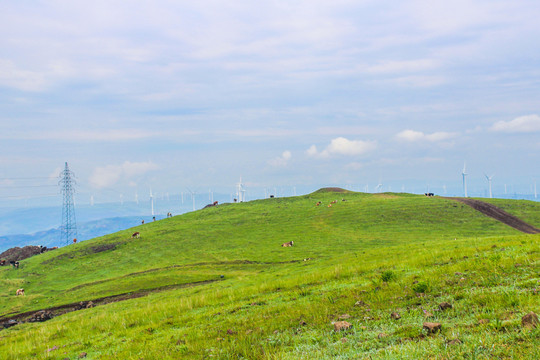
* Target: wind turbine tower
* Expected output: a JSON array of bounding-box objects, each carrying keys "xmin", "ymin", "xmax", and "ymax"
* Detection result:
[
  {"xmin": 462, "ymin": 163, "xmax": 468, "ymax": 197},
  {"xmin": 484, "ymin": 174, "xmax": 494, "ymax": 198},
  {"xmin": 150, "ymin": 188, "xmax": 154, "ymax": 216},
  {"xmin": 237, "ymin": 177, "xmax": 246, "ymax": 202},
  {"xmin": 187, "ymin": 189, "xmax": 196, "ymax": 211}
]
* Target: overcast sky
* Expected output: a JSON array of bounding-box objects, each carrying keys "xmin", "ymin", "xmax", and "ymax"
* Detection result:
[{"xmin": 1, "ymin": 0, "xmax": 539, "ymax": 205}]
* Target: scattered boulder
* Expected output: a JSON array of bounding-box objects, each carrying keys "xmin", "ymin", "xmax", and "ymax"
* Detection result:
[
  {"xmin": 334, "ymin": 321, "xmax": 352, "ymax": 331},
  {"xmin": 2, "ymin": 319, "xmax": 18, "ymax": 329},
  {"xmin": 521, "ymin": 312, "xmax": 539, "ymax": 329},
  {"xmin": 78, "ymin": 352, "xmax": 87, "ymax": 358},
  {"xmin": 28, "ymin": 310, "xmax": 52, "ymax": 322},
  {"xmin": 390, "ymin": 312, "xmax": 401, "ymax": 320},
  {"xmin": 439, "ymin": 302, "xmax": 453, "ymax": 311},
  {"xmin": 423, "ymin": 322, "xmax": 442, "ymax": 334}
]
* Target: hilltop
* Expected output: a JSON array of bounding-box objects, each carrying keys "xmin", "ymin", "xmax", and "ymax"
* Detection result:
[{"xmin": 0, "ymin": 191, "xmax": 539, "ymax": 359}]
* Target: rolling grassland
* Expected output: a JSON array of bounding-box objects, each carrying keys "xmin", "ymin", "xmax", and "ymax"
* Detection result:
[{"xmin": 0, "ymin": 189, "xmax": 538, "ymax": 359}]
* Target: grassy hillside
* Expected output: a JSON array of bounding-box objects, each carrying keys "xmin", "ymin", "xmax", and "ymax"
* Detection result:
[{"xmin": 0, "ymin": 190, "xmax": 539, "ymax": 359}]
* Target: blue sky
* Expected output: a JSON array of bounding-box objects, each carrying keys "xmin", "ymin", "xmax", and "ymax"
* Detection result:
[{"xmin": 1, "ymin": 0, "xmax": 539, "ymax": 205}]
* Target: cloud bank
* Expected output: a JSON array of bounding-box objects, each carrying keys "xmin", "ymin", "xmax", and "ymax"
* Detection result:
[
  {"xmin": 307, "ymin": 137, "xmax": 377, "ymax": 158},
  {"xmin": 396, "ymin": 130, "xmax": 457, "ymax": 142},
  {"xmin": 89, "ymin": 161, "xmax": 159, "ymax": 188},
  {"xmin": 491, "ymin": 114, "xmax": 540, "ymax": 133},
  {"xmin": 268, "ymin": 151, "xmax": 292, "ymax": 167}
]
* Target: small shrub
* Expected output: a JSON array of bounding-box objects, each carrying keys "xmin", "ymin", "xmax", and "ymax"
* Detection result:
[
  {"xmin": 381, "ymin": 270, "xmax": 397, "ymax": 282},
  {"xmin": 412, "ymin": 282, "xmax": 429, "ymax": 294}
]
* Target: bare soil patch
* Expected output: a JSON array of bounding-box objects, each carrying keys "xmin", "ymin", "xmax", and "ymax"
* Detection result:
[
  {"xmin": 448, "ymin": 197, "xmax": 540, "ymax": 234},
  {"xmin": 1, "ymin": 278, "xmax": 220, "ymax": 330}
]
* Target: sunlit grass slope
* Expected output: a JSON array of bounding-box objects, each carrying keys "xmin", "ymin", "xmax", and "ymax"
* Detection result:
[{"xmin": 1, "ymin": 190, "xmax": 539, "ymax": 359}]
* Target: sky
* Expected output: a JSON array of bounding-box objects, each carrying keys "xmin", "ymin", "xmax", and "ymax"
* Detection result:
[{"xmin": 1, "ymin": 0, "xmax": 539, "ymax": 207}]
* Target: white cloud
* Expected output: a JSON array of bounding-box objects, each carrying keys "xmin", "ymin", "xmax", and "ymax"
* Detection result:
[
  {"xmin": 306, "ymin": 145, "xmax": 318, "ymax": 157},
  {"xmin": 268, "ymin": 150, "xmax": 292, "ymax": 167},
  {"xmin": 307, "ymin": 137, "xmax": 377, "ymax": 158},
  {"xmin": 396, "ymin": 130, "xmax": 457, "ymax": 142},
  {"xmin": 89, "ymin": 161, "xmax": 159, "ymax": 188},
  {"xmin": 491, "ymin": 114, "xmax": 540, "ymax": 133}
]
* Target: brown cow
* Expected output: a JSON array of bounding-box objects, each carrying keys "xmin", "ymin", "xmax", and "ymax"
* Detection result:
[
  {"xmin": 131, "ymin": 232, "xmax": 140, "ymax": 239},
  {"xmin": 281, "ymin": 241, "xmax": 294, "ymax": 247},
  {"xmin": 0, "ymin": 259, "xmax": 5, "ymax": 266},
  {"xmin": 16, "ymin": 289, "xmax": 24, "ymax": 296}
]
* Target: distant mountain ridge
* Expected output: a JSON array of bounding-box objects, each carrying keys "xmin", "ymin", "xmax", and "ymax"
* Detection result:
[{"xmin": 0, "ymin": 216, "xmax": 157, "ymax": 252}]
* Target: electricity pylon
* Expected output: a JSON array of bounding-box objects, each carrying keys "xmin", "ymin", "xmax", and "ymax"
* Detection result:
[{"xmin": 59, "ymin": 162, "xmax": 77, "ymax": 245}]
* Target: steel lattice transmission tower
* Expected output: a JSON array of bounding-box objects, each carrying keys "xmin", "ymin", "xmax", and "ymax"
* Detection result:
[{"xmin": 59, "ymin": 162, "xmax": 77, "ymax": 245}]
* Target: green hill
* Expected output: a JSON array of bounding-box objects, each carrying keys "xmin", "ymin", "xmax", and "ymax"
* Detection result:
[{"xmin": 1, "ymin": 190, "xmax": 539, "ymax": 359}]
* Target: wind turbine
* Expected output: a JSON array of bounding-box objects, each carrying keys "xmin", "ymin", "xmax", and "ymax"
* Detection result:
[
  {"xmin": 150, "ymin": 188, "xmax": 154, "ymax": 216},
  {"xmin": 236, "ymin": 177, "xmax": 246, "ymax": 202},
  {"xmin": 375, "ymin": 182, "xmax": 383, "ymax": 193},
  {"xmin": 462, "ymin": 163, "xmax": 468, "ymax": 197},
  {"xmin": 187, "ymin": 188, "xmax": 196, "ymax": 211},
  {"xmin": 484, "ymin": 173, "xmax": 494, "ymax": 198}
]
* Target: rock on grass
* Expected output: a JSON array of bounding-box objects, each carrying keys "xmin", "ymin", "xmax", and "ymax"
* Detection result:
[
  {"xmin": 423, "ymin": 322, "xmax": 442, "ymax": 334},
  {"xmin": 521, "ymin": 312, "xmax": 539, "ymax": 329},
  {"xmin": 334, "ymin": 321, "xmax": 352, "ymax": 331}
]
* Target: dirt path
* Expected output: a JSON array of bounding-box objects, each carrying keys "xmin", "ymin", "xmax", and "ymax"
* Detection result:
[
  {"xmin": 448, "ymin": 197, "xmax": 540, "ymax": 234},
  {"xmin": 1, "ymin": 278, "xmax": 220, "ymax": 330}
]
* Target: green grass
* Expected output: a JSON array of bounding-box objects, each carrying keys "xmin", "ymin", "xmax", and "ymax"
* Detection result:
[{"xmin": 0, "ymin": 190, "xmax": 539, "ymax": 359}]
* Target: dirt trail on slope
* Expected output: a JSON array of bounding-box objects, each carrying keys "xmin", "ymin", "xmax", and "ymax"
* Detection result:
[
  {"xmin": 448, "ymin": 197, "xmax": 540, "ymax": 234},
  {"xmin": 0, "ymin": 278, "xmax": 220, "ymax": 330}
]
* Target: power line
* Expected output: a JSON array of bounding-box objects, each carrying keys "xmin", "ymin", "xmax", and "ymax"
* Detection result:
[
  {"xmin": 0, "ymin": 185, "xmax": 58, "ymax": 189},
  {"xmin": 0, "ymin": 177, "xmax": 53, "ymax": 180}
]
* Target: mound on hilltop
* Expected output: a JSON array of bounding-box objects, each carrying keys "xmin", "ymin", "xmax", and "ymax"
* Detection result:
[
  {"xmin": 0, "ymin": 245, "xmax": 55, "ymax": 262},
  {"xmin": 313, "ymin": 187, "xmax": 350, "ymax": 194}
]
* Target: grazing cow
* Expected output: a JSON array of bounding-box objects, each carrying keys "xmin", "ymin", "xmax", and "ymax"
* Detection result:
[
  {"xmin": 328, "ymin": 204, "xmax": 332, "ymax": 207},
  {"xmin": 73, "ymin": 238, "xmax": 77, "ymax": 244},
  {"xmin": 281, "ymin": 240, "xmax": 294, "ymax": 247},
  {"xmin": 0, "ymin": 259, "xmax": 5, "ymax": 266},
  {"xmin": 213, "ymin": 201, "xmax": 218, "ymax": 206},
  {"xmin": 316, "ymin": 201, "xmax": 322, "ymax": 206},
  {"xmin": 10, "ymin": 261, "xmax": 19, "ymax": 269},
  {"xmin": 40, "ymin": 245, "xmax": 47, "ymax": 254},
  {"xmin": 16, "ymin": 289, "xmax": 24, "ymax": 296},
  {"xmin": 141, "ymin": 220, "xmax": 145, "ymax": 225},
  {"xmin": 330, "ymin": 200, "xmax": 337, "ymax": 204},
  {"xmin": 153, "ymin": 216, "xmax": 156, "ymax": 222},
  {"xmin": 131, "ymin": 232, "xmax": 140, "ymax": 239}
]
